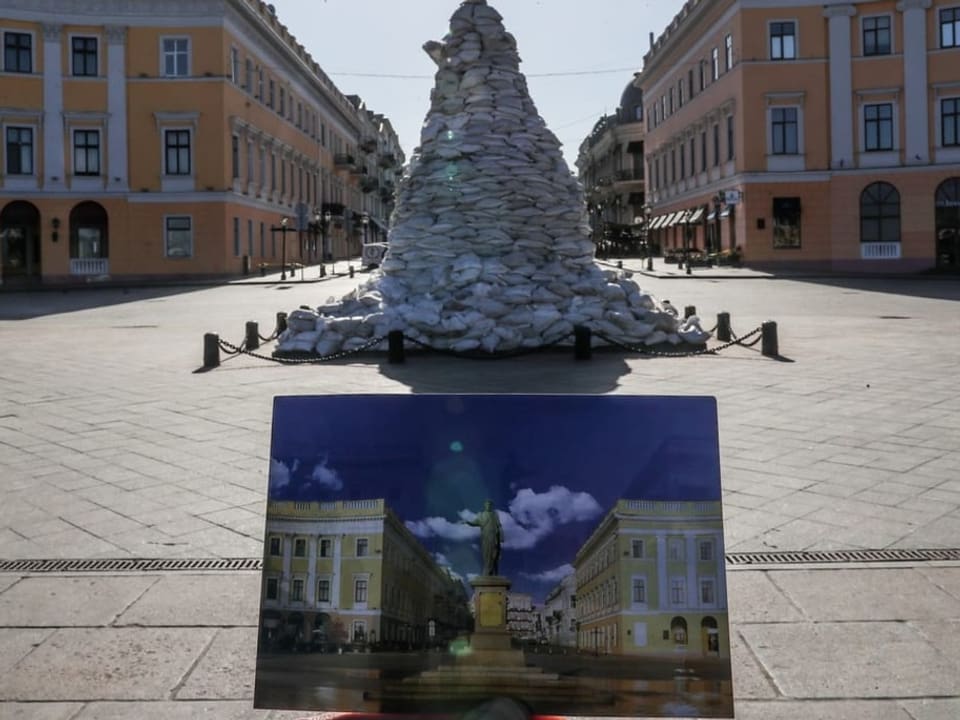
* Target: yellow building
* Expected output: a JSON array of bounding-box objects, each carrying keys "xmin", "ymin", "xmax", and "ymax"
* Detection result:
[
  {"xmin": 573, "ymin": 499, "xmax": 728, "ymax": 659},
  {"xmin": 261, "ymin": 499, "xmax": 470, "ymax": 651},
  {"xmin": 0, "ymin": 0, "xmax": 403, "ymax": 286},
  {"xmin": 638, "ymin": 0, "xmax": 960, "ymax": 272}
]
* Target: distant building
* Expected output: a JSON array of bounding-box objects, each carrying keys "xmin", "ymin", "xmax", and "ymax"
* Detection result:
[
  {"xmin": 261, "ymin": 499, "xmax": 470, "ymax": 650},
  {"xmin": 576, "ymin": 81, "xmax": 647, "ymax": 257},
  {"xmin": 637, "ymin": 0, "xmax": 960, "ymax": 272},
  {"xmin": 506, "ymin": 591, "xmax": 534, "ymax": 639},
  {"xmin": 573, "ymin": 499, "xmax": 728, "ymax": 658},
  {"xmin": 0, "ymin": 0, "xmax": 404, "ymax": 286},
  {"xmin": 543, "ymin": 572, "xmax": 577, "ymax": 648}
]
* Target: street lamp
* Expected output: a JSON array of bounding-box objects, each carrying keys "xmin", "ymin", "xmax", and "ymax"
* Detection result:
[
  {"xmin": 361, "ymin": 212, "xmax": 369, "ymax": 247},
  {"xmin": 685, "ymin": 213, "xmax": 693, "ymax": 276},
  {"xmin": 644, "ymin": 204, "xmax": 653, "ymax": 271}
]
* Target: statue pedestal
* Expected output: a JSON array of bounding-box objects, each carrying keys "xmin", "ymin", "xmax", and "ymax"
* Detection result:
[{"xmin": 465, "ymin": 576, "xmax": 520, "ymax": 665}]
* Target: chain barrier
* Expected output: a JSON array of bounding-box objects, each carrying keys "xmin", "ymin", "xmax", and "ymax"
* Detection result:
[
  {"xmin": 592, "ymin": 325, "xmax": 763, "ymax": 358},
  {"xmin": 218, "ymin": 335, "xmax": 387, "ymax": 365}
]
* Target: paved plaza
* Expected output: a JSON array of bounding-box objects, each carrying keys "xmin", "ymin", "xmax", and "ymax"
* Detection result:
[{"xmin": 1, "ymin": 264, "xmax": 959, "ymax": 719}]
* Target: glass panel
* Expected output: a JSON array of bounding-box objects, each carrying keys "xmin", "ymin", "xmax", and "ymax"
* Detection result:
[
  {"xmin": 880, "ymin": 217, "xmax": 900, "ymax": 242},
  {"xmin": 76, "ymin": 227, "xmax": 102, "ymax": 258}
]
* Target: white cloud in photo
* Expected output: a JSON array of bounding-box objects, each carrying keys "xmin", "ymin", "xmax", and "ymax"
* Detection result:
[
  {"xmin": 520, "ymin": 563, "xmax": 574, "ymax": 584},
  {"xmin": 406, "ymin": 516, "xmax": 478, "ymax": 541},
  {"xmin": 270, "ymin": 458, "xmax": 291, "ymax": 489},
  {"xmin": 310, "ymin": 457, "xmax": 343, "ymax": 491}
]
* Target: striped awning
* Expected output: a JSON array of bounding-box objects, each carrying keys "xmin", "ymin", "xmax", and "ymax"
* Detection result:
[{"xmin": 687, "ymin": 206, "xmax": 706, "ymax": 224}]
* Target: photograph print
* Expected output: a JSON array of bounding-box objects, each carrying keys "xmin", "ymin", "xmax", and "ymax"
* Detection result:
[{"xmin": 254, "ymin": 394, "xmax": 734, "ymax": 718}]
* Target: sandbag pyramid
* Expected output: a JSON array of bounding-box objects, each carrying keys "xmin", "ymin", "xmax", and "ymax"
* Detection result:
[{"xmin": 276, "ymin": 0, "xmax": 708, "ymax": 356}]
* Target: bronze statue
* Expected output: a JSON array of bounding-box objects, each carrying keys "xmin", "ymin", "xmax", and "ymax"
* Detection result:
[{"xmin": 463, "ymin": 500, "xmax": 503, "ymax": 576}]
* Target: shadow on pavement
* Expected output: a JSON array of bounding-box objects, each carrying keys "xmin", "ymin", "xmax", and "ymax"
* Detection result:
[
  {"xmin": 0, "ymin": 286, "xmax": 215, "ymax": 320},
  {"xmin": 786, "ymin": 275, "xmax": 960, "ymax": 303}
]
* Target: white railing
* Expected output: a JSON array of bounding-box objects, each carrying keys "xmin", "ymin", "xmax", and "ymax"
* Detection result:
[
  {"xmin": 69, "ymin": 258, "xmax": 109, "ymax": 276},
  {"xmin": 861, "ymin": 242, "xmax": 901, "ymax": 260}
]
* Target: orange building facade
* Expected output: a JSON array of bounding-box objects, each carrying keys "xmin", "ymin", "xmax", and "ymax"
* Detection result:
[
  {"xmin": 0, "ymin": 0, "xmax": 404, "ymax": 286},
  {"xmin": 639, "ymin": 0, "xmax": 960, "ymax": 272}
]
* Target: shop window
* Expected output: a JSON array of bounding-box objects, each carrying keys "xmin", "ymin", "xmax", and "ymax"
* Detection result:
[
  {"xmin": 773, "ymin": 197, "xmax": 802, "ymax": 248},
  {"xmin": 164, "ymin": 216, "xmax": 192, "ymax": 258},
  {"xmin": 860, "ymin": 181, "xmax": 900, "ymax": 244}
]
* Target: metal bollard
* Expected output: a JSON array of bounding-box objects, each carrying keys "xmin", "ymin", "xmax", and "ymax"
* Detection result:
[
  {"xmin": 349, "ymin": 265, "xmax": 355, "ymax": 279},
  {"xmin": 388, "ymin": 330, "xmax": 405, "ymax": 364},
  {"xmin": 716, "ymin": 312, "xmax": 731, "ymax": 342},
  {"xmin": 617, "ymin": 260, "xmax": 623, "ymax": 269},
  {"xmin": 276, "ymin": 311, "xmax": 287, "ymax": 335},
  {"xmin": 245, "ymin": 321, "xmax": 260, "ymax": 351},
  {"xmin": 320, "ymin": 265, "xmax": 326, "ymax": 278},
  {"xmin": 574, "ymin": 326, "xmax": 592, "ymax": 361},
  {"xmin": 761, "ymin": 321, "xmax": 779, "ymax": 357},
  {"xmin": 684, "ymin": 305, "xmax": 696, "ymax": 319},
  {"xmin": 203, "ymin": 333, "xmax": 220, "ymax": 368}
]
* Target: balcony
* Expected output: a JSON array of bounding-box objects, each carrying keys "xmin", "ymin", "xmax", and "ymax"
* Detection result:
[
  {"xmin": 70, "ymin": 258, "xmax": 109, "ymax": 276},
  {"xmin": 379, "ymin": 152, "xmax": 398, "ymax": 168},
  {"xmin": 615, "ymin": 168, "xmax": 645, "ymax": 182},
  {"xmin": 334, "ymin": 153, "xmax": 355, "ymax": 167},
  {"xmin": 359, "ymin": 137, "xmax": 377, "ymax": 154},
  {"xmin": 360, "ymin": 176, "xmax": 380, "ymax": 193}
]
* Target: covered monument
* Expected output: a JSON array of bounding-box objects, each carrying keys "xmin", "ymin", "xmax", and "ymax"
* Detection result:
[{"xmin": 276, "ymin": 0, "xmax": 708, "ymax": 356}]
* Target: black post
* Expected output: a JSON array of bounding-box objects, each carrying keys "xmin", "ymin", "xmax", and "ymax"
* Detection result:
[
  {"xmin": 684, "ymin": 305, "xmax": 696, "ymax": 319},
  {"xmin": 281, "ymin": 228, "xmax": 287, "ymax": 281},
  {"xmin": 276, "ymin": 311, "xmax": 288, "ymax": 335},
  {"xmin": 617, "ymin": 260, "xmax": 623, "ymax": 269},
  {"xmin": 319, "ymin": 265, "xmax": 326, "ymax": 278},
  {"xmin": 245, "ymin": 321, "xmax": 260, "ymax": 351},
  {"xmin": 717, "ymin": 312, "xmax": 731, "ymax": 342},
  {"xmin": 761, "ymin": 321, "xmax": 779, "ymax": 357},
  {"xmin": 203, "ymin": 333, "xmax": 220, "ymax": 368},
  {"xmin": 349, "ymin": 265, "xmax": 355, "ymax": 279},
  {"xmin": 574, "ymin": 326, "xmax": 592, "ymax": 361},
  {"xmin": 387, "ymin": 330, "xmax": 405, "ymax": 364}
]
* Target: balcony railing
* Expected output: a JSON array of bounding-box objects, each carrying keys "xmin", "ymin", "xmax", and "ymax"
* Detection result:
[
  {"xmin": 861, "ymin": 242, "xmax": 901, "ymax": 260},
  {"xmin": 334, "ymin": 153, "xmax": 355, "ymax": 167},
  {"xmin": 379, "ymin": 152, "xmax": 398, "ymax": 168},
  {"xmin": 70, "ymin": 258, "xmax": 109, "ymax": 276}
]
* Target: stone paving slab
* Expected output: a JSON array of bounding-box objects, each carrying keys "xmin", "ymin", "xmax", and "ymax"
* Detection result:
[
  {"xmin": 177, "ymin": 628, "xmax": 258, "ymax": 701},
  {"xmin": 116, "ymin": 574, "xmax": 260, "ymax": 627},
  {"xmin": 0, "ymin": 576, "xmax": 158, "ymax": 626},
  {"xmin": 0, "ymin": 628, "xmax": 216, "ymax": 701}
]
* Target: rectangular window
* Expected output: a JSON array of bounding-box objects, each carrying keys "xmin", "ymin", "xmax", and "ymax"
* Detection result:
[
  {"xmin": 356, "ymin": 538, "xmax": 369, "ymax": 557},
  {"xmin": 670, "ymin": 578, "xmax": 686, "ymax": 605},
  {"xmin": 73, "ymin": 129, "xmax": 100, "ymax": 176},
  {"xmin": 727, "ymin": 115, "xmax": 735, "ymax": 161},
  {"xmin": 317, "ymin": 578, "xmax": 330, "ymax": 602},
  {"xmin": 245, "ymin": 57, "xmax": 253, "ymax": 91},
  {"xmin": 291, "ymin": 578, "xmax": 304, "ymax": 602},
  {"xmin": 698, "ymin": 60, "xmax": 705, "ymax": 91},
  {"xmin": 670, "ymin": 148, "xmax": 675, "ymax": 184},
  {"xmin": 668, "ymin": 538, "xmax": 684, "ymax": 562},
  {"xmin": 257, "ymin": 66, "xmax": 264, "ymax": 99},
  {"xmin": 270, "ymin": 154, "xmax": 276, "ymax": 191},
  {"xmin": 265, "ymin": 577, "xmax": 279, "ymax": 600},
  {"xmin": 699, "ymin": 540, "xmax": 715, "ymax": 561},
  {"xmin": 678, "ymin": 79, "xmax": 684, "ymax": 108},
  {"xmin": 233, "ymin": 217, "xmax": 240, "ymax": 257},
  {"xmin": 280, "ymin": 87, "xmax": 285, "ymax": 116},
  {"xmin": 3, "ymin": 31, "xmax": 31, "ymax": 73},
  {"xmin": 268, "ymin": 78, "xmax": 275, "ymax": 108},
  {"xmin": 164, "ymin": 129, "xmax": 191, "ymax": 175},
  {"xmin": 631, "ymin": 539, "xmax": 644, "ymax": 558},
  {"xmin": 230, "ymin": 47, "xmax": 239, "ymax": 84},
  {"xmin": 231, "ymin": 135, "xmax": 239, "ymax": 179},
  {"xmin": 725, "ymin": 33, "xmax": 733, "ymax": 71},
  {"xmin": 352, "ymin": 621, "xmax": 366, "ymax": 641},
  {"xmin": 773, "ymin": 197, "xmax": 802, "ymax": 248},
  {"xmin": 269, "ymin": 536, "xmax": 281, "ymax": 556},
  {"xmin": 943, "ymin": 98, "xmax": 960, "ymax": 147},
  {"xmin": 162, "ymin": 37, "xmax": 189, "ymax": 76},
  {"xmin": 771, "ymin": 107, "xmax": 799, "ymax": 155},
  {"xmin": 688, "ymin": 68, "xmax": 695, "ymax": 98},
  {"xmin": 770, "ymin": 21, "xmax": 797, "ymax": 60},
  {"xmin": 260, "ymin": 221, "xmax": 265, "ymax": 257},
  {"xmin": 941, "ymin": 7, "xmax": 960, "ymax": 48},
  {"xmin": 863, "ymin": 16, "xmax": 892, "ymax": 56},
  {"xmin": 247, "ymin": 218, "xmax": 253, "ymax": 256},
  {"xmin": 864, "ymin": 103, "xmax": 894, "ymax": 151},
  {"xmin": 293, "ymin": 537, "xmax": 306, "ymax": 557},
  {"xmin": 164, "ymin": 216, "xmax": 192, "ymax": 258},
  {"xmin": 680, "ymin": 144, "xmax": 686, "ymax": 180},
  {"xmin": 700, "ymin": 579, "xmax": 716, "ymax": 605},
  {"xmin": 72, "ymin": 36, "xmax": 98, "ymax": 76},
  {"xmin": 711, "ymin": 47, "xmax": 719, "ymax": 80},
  {"xmin": 690, "ymin": 137, "xmax": 696, "ymax": 176},
  {"xmin": 5, "ymin": 126, "xmax": 33, "ymax": 175},
  {"xmin": 354, "ymin": 578, "xmax": 368, "ymax": 603},
  {"xmin": 701, "ymin": 131, "xmax": 707, "ymax": 172},
  {"xmin": 320, "ymin": 538, "xmax": 331, "ymax": 557},
  {"xmin": 632, "ymin": 578, "xmax": 646, "ymax": 603},
  {"xmin": 668, "ymin": 87, "xmax": 674, "ymax": 114},
  {"xmin": 713, "ymin": 123, "xmax": 721, "ymax": 166}
]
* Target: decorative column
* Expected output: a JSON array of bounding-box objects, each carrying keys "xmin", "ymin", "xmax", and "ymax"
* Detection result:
[
  {"xmin": 331, "ymin": 536, "xmax": 342, "ymax": 609},
  {"xmin": 898, "ymin": 0, "xmax": 933, "ymax": 164},
  {"xmin": 306, "ymin": 532, "xmax": 317, "ymax": 605},
  {"xmin": 105, "ymin": 26, "xmax": 129, "ymax": 190},
  {"xmin": 824, "ymin": 4, "xmax": 856, "ymax": 169},
  {"xmin": 279, "ymin": 534, "xmax": 293, "ymax": 604},
  {"xmin": 685, "ymin": 533, "xmax": 698, "ymax": 608},
  {"xmin": 656, "ymin": 533, "xmax": 668, "ymax": 611},
  {"xmin": 42, "ymin": 24, "xmax": 65, "ymax": 189}
]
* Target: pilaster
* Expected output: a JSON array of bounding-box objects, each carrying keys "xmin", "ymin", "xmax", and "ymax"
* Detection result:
[
  {"xmin": 42, "ymin": 23, "xmax": 65, "ymax": 190},
  {"xmin": 824, "ymin": 4, "xmax": 856, "ymax": 169},
  {"xmin": 897, "ymin": 0, "xmax": 932, "ymax": 164},
  {"xmin": 106, "ymin": 25, "xmax": 129, "ymax": 190}
]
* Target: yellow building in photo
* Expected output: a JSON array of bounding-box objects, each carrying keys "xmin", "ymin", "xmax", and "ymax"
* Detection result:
[
  {"xmin": 638, "ymin": 0, "xmax": 960, "ymax": 272},
  {"xmin": 261, "ymin": 499, "xmax": 470, "ymax": 652},
  {"xmin": 0, "ymin": 0, "xmax": 403, "ymax": 286},
  {"xmin": 573, "ymin": 499, "xmax": 729, "ymax": 659}
]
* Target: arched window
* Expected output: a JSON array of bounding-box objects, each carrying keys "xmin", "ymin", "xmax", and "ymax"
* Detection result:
[
  {"xmin": 860, "ymin": 181, "xmax": 900, "ymax": 244},
  {"xmin": 671, "ymin": 616, "xmax": 688, "ymax": 645},
  {"xmin": 69, "ymin": 201, "xmax": 109, "ymax": 259}
]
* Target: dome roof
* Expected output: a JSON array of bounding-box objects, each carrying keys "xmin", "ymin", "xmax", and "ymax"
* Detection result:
[{"xmin": 618, "ymin": 80, "xmax": 644, "ymax": 123}]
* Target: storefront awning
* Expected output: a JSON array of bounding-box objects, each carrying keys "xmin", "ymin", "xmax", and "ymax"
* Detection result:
[
  {"xmin": 687, "ymin": 206, "xmax": 706, "ymax": 224},
  {"xmin": 666, "ymin": 211, "xmax": 684, "ymax": 227},
  {"xmin": 651, "ymin": 215, "xmax": 668, "ymax": 230}
]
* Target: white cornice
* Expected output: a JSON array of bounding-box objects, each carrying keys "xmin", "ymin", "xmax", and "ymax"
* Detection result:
[{"xmin": 0, "ymin": 0, "xmax": 225, "ymax": 24}]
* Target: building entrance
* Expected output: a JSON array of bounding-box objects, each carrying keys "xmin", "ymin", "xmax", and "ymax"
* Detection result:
[
  {"xmin": 935, "ymin": 178, "xmax": 960, "ymax": 269},
  {"xmin": 0, "ymin": 201, "xmax": 41, "ymax": 285}
]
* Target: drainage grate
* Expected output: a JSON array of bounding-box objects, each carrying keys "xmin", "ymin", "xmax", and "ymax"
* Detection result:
[
  {"xmin": 725, "ymin": 548, "xmax": 960, "ymax": 566},
  {"xmin": 0, "ymin": 557, "xmax": 262, "ymax": 573}
]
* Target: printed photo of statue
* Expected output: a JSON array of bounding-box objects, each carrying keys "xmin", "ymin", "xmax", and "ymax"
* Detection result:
[{"xmin": 463, "ymin": 499, "xmax": 503, "ymax": 576}]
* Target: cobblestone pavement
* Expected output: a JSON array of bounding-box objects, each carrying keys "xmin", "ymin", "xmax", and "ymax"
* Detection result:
[{"xmin": 1, "ymin": 267, "xmax": 958, "ymax": 718}]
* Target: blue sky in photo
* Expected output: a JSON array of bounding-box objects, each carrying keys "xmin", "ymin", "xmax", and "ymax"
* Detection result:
[{"xmin": 267, "ymin": 394, "xmax": 722, "ymax": 602}]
